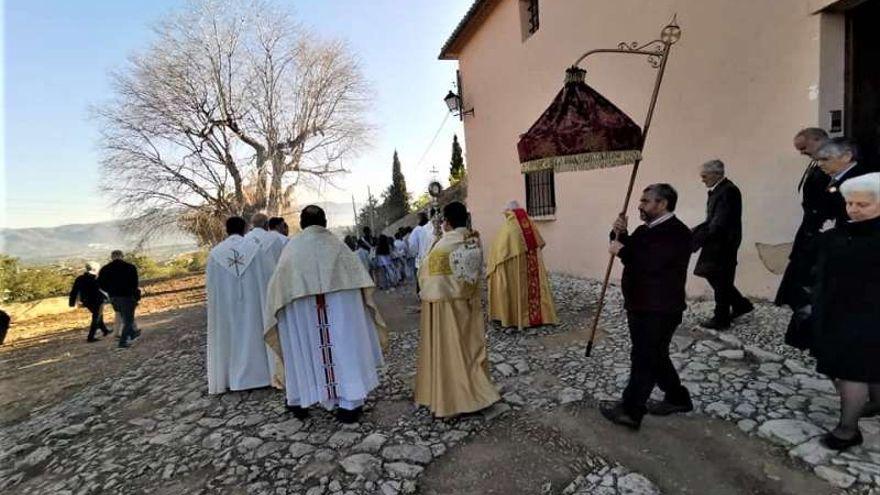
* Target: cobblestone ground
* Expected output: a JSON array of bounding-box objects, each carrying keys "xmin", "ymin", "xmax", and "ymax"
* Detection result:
[{"xmin": 0, "ymin": 274, "xmax": 876, "ymax": 494}]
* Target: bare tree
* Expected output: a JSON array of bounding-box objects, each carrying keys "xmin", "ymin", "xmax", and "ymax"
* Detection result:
[{"xmin": 95, "ymin": 0, "xmax": 371, "ymax": 245}]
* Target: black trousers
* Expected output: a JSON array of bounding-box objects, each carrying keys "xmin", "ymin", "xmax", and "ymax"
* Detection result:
[
  {"xmin": 87, "ymin": 303, "xmax": 110, "ymax": 340},
  {"xmin": 705, "ymin": 266, "xmax": 750, "ymax": 321},
  {"xmin": 110, "ymin": 297, "xmax": 137, "ymax": 344},
  {"xmin": 622, "ymin": 310, "xmax": 690, "ymax": 420}
]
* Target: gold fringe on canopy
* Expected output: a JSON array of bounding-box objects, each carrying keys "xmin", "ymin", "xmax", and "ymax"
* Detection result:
[{"xmin": 520, "ymin": 149, "xmax": 643, "ymax": 174}]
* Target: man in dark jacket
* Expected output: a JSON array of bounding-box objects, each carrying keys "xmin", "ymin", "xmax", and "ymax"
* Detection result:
[
  {"xmin": 601, "ymin": 184, "xmax": 694, "ymax": 430},
  {"xmin": 692, "ymin": 160, "xmax": 753, "ymax": 329},
  {"xmin": 782, "ymin": 137, "xmax": 871, "ymax": 349},
  {"xmin": 775, "ymin": 129, "xmax": 830, "ymax": 311},
  {"xmin": 69, "ymin": 262, "xmax": 111, "ymax": 342},
  {"xmin": 97, "ymin": 250, "xmax": 140, "ymax": 348}
]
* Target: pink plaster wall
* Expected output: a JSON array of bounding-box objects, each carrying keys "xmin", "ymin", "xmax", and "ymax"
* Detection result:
[{"xmin": 454, "ymin": 0, "xmax": 842, "ymax": 299}]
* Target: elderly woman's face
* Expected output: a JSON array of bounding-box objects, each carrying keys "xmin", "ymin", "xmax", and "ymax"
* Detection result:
[{"xmin": 845, "ymin": 191, "xmax": 880, "ymax": 222}]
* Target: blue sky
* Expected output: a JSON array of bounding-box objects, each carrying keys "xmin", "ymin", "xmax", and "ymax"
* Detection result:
[{"xmin": 2, "ymin": 0, "xmax": 469, "ymax": 228}]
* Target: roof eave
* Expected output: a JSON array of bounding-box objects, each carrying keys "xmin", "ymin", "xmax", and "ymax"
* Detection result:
[{"xmin": 438, "ymin": 0, "xmax": 500, "ymax": 60}]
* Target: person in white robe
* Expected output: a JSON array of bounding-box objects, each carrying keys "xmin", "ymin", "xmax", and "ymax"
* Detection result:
[
  {"xmin": 206, "ymin": 217, "xmax": 273, "ymax": 394},
  {"xmin": 269, "ymin": 216, "xmax": 290, "ymax": 247},
  {"xmin": 409, "ymin": 212, "xmax": 435, "ymax": 295},
  {"xmin": 244, "ymin": 213, "xmax": 286, "ymax": 379},
  {"xmin": 246, "ymin": 213, "xmax": 286, "ymax": 263},
  {"xmin": 264, "ymin": 205, "xmax": 388, "ymax": 423}
]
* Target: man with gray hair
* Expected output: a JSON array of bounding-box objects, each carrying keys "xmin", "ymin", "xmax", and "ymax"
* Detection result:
[
  {"xmin": 780, "ymin": 137, "xmax": 870, "ymax": 349},
  {"xmin": 69, "ymin": 261, "xmax": 111, "ymax": 342},
  {"xmin": 815, "ymin": 137, "xmax": 871, "ymax": 226},
  {"xmin": 692, "ymin": 160, "xmax": 752, "ymax": 329}
]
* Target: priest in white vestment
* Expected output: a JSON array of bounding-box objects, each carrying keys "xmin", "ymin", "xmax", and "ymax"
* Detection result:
[
  {"xmin": 206, "ymin": 217, "xmax": 273, "ymax": 394},
  {"xmin": 264, "ymin": 205, "xmax": 388, "ymax": 423},
  {"xmin": 243, "ymin": 213, "xmax": 286, "ymax": 380},
  {"xmin": 246, "ymin": 213, "xmax": 286, "ymax": 263},
  {"xmin": 268, "ymin": 216, "xmax": 290, "ymax": 247}
]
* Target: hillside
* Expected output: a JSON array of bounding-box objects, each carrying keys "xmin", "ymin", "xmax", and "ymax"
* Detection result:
[
  {"xmin": 0, "ymin": 220, "xmax": 197, "ymax": 264},
  {"xmin": 0, "ymin": 201, "xmax": 357, "ymax": 263}
]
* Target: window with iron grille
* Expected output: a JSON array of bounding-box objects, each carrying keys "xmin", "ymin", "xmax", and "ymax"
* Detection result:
[
  {"xmin": 519, "ymin": 0, "xmax": 540, "ymax": 40},
  {"xmin": 524, "ymin": 169, "xmax": 556, "ymax": 217}
]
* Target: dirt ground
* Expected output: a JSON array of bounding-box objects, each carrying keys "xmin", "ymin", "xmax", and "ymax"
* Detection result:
[
  {"xmin": 0, "ymin": 274, "xmax": 836, "ymax": 494},
  {"xmin": 0, "ymin": 274, "xmax": 206, "ymax": 426},
  {"xmin": 374, "ymin": 286, "xmax": 834, "ymax": 495}
]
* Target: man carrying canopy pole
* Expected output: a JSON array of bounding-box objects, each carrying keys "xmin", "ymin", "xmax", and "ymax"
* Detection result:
[{"xmin": 601, "ymin": 184, "xmax": 694, "ymax": 430}]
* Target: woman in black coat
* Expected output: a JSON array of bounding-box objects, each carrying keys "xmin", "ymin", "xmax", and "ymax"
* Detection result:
[{"xmin": 810, "ymin": 172, "xmax": 880, "ymax": 450}]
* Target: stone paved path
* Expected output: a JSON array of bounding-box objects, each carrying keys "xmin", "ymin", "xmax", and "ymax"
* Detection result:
[{"xmin": 0, "ymin": 274, "xmax": 876, "ymax": 493}]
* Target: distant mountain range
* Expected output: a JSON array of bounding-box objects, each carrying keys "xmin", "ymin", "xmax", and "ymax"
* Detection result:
[
  {"xmin": 0, "ymin": 201, "xmax": 358, "ymax": 264},
  {"xmin": 0, "ymin": 220, "xmax": 197, "ymax": 264}
]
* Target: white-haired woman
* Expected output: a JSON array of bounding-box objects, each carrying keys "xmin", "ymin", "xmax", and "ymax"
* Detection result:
[{"xmin": 811, "ymin": 172, "xmax": 880, "ymax": 450}]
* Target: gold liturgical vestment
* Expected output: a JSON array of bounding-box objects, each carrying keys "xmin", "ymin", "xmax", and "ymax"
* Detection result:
[
  {"xmin": 415, "ymin": 227, "xmax": 500, "ymax": 417},
  {"xmin": 487, "ymin": 209, "xmax": 558, "ymax": 330}
]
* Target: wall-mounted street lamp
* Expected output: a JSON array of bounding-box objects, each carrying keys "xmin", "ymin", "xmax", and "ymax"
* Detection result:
[{"xmin": 444, "ymin": 90, "xmax": 474, "ymax": 120}]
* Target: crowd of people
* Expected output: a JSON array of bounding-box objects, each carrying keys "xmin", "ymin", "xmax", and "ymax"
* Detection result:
[
  {"xmin": 599, "ymin": 130, "xmax": 880, "ymax": 454},
  {"xmin": 55, "ymin": 127, "xmax": 880, "ymax": 454},
  {"xmin": 343, "ymin": 212, "xmax": 436, "ymax": 291},
  {"xmin": 207, "ymin": 203, "xmax": 506, "ymax": 423}
]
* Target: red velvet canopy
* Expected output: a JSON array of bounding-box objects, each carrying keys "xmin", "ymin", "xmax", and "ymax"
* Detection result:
[{"xmin": 517, "ymin": 67, "xmax": 643, "ymax": 173}]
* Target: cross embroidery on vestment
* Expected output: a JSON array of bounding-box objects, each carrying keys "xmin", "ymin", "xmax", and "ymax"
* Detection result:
[{"xmin": 226, "ymin": 248, "xmax": 245, "ymax": 277}]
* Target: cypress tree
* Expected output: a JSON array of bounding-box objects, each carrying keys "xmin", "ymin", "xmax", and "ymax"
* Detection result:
[{"xmin": 449, "ymin": 134, "xmax": 465, "ymax": 185}]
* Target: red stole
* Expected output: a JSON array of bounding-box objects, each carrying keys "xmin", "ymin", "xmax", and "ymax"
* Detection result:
[{"xmin": 511, "ymin": 208, "xmax": 543, "ymax": 326}]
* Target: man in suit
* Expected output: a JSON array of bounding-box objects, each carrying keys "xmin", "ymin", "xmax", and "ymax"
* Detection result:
[
  {"xmin": 781, "ymin": 137, "xmax": 870, "ymax": 349},
  {"xmin": 775, "ymin": 128, "xmax": 830, "ymax": 312},
  {"xmin": 601, "ymin": 184, "xmax": 694, "ymax": 430},
  {"xmin": 815, "ymin": 137, "xmax": 871, "ymax": 225},
  {"xmin": 692, "ymin": 160, "xmax": 753, "ymax": 330},
  {"xmin": 98, "ymin": 251, "xmax": 140, "ymax": 348},
  {"xmin": 69, "ymin": 261, "xmax": 111, "ymax": 342}
]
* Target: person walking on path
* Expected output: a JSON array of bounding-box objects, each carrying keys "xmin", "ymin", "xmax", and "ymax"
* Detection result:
[
  {"xmin": 206, "ymin": 217, "xmax": 274, "ymax": 394},
  {"xmin": 487, "ymin": 200, "xmax": 558, "ymax": 330},
  {"xmin": 97, "ymin": 251, "xmax": 140, "ymax": 349},
  {"xmin": 264, "ymin": 205, "xmax": 386, "ymax": 424},
  {"xmin": 809, "ymin": 173, "xmax": 880, "ymax": 451},
  {"xmin": 414, "ymin": 201, "xmax": 500, "ymax": 418},
  {"xmin": 692, "ymin": 160, "xmax": 753, "ymax": 330},
  {"xmin": 69, "ymin": 261, "xmax": 111, "ymax": 342},
  {"xmin": 601, "ymin": 184, "xmax": 694, "ymax": 431}
]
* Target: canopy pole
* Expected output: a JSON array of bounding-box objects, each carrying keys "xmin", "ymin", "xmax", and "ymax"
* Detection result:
[{"xmin": 585, "ymin": 20, "xmax": 679, "ymax": 357}]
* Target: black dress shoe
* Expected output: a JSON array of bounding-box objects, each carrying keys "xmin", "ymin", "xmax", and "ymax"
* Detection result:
[
  {"xmin": 820, "ymin": 431, "xmax": 863, "ymax": 451},
  {"xmin": 336, "ymin": 407, "xmax": 363, "ymax": 424},
  {"xmin": 118, "ymin": 341, "xmax": 131, "ymax": 348},
  {"xmin": 647, "ymin": 399, "xmax": 694, "ymax": 416},
  {"xmin": 86, "ymin": 337, "xmax": 99, "ymax": 343},
  {"xmin": 600, "ymin": 402, "xmax": 641, "ymax": 431},
  {"xmin": 731, "ymin": 302, "xmax": 755, "ymax": 319},
  {"xmin": 700, "ymin": 318, "xmax": 730, "ymax": 330},
  {"xmin": 286, "ymin": 405, "xmax": 310, "ymax": 420}
]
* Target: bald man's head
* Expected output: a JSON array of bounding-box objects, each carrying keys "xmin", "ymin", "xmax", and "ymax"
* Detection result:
[{"xmin": 250, "ymin": 213, "xmax": 269, "ymax": 230}]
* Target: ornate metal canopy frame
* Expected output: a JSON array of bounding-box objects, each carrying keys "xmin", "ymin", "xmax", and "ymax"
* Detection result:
[{"xmin": 582, "ymin": 17, "xmax": 683, "ymax": 357}]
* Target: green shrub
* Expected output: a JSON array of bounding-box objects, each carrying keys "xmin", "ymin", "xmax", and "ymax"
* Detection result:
[{"xmin": 0, "ymin": 255, "xmax": 76, "ymax": 303}]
